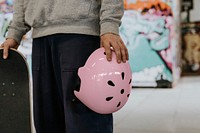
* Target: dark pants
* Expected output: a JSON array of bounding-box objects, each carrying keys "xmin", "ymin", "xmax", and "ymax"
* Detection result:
[{"xmin": 32, "ymin": 34, "xmax": 113, "ymax": 133}]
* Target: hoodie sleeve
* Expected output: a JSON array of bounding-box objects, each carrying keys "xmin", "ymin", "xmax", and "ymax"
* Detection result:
[
  {"xmin": 6, "ymin": 0, "xmax": 31, "ymax": 44},
  {"xmin": 100, "ymin": 0, "xmax": 124, "ymax": 36}
]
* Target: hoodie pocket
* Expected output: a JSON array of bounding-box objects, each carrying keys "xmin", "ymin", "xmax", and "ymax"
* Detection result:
[{"xmin": 50, "ymin": 0, "xmax": 92, "ymax": 20}]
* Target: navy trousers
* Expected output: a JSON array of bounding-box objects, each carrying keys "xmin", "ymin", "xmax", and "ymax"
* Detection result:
[{"xmin": 32, "ymin": 34, "xmax": 113, "ymax": 133}]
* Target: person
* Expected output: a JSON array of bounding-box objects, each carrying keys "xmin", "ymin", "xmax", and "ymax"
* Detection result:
[{"xmin": 0, "ymin": 0, "xmax": 129, "ymax": 133}]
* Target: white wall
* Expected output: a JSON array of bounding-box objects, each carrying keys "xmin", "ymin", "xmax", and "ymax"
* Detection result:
[{"xmin": 190, "ymin": 0, "xmax": 200, "ymax": 22}]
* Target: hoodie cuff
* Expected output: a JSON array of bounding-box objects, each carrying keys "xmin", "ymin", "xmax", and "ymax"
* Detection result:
[
  {"xmin": 100, "ymin": 22, "xmax": 120, "ymax": 36},
  {"xmin": 6, "ymin": 28, "xmax": 24, "ymax": 45}
]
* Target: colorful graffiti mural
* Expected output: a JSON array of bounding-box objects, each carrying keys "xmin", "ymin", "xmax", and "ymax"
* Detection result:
[
  {"xmin": 0, "ymin": 0, "xmax": 13, "ymax": 13},
  {"xmin": 120, "ymin": 0, "xmax": 181, "ymax": 87},
  {"xmin": 0, "ymin": 0, "xmax": 13, "ymax": 43}
]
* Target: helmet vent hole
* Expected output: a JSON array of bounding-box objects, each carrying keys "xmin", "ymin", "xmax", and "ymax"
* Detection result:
[
  {"xmin": 120, "ymin": 89, "xmax": 125, "ymax": 94},
  {"xmin": 121, "ymin": 72, "xmax": 125, "ymax": 80},
  {"xmin": 106, "ymin": 97, "xmax": 113, "ymax": 101},
  {"xmin": 127, "ymin": 94, "xmax": 130, "ymax": 97},
  {"xmin": 129, "ymin": 79, "xmax": 132, "ymax": 84},
  {"xmin": 117, "ymin": 102, "xmax": 121, "ymax": 107},
  {"xmin": 108, "ymin": 80, "xmax": 115, "ymax": 86}
]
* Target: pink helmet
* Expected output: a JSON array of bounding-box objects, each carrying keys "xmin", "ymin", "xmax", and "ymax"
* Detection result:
[{"xmin": 74, "ymin": 48, "xmax": 132, "ymax": 114}]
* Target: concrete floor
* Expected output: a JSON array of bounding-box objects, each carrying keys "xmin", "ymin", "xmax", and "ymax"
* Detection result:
[
  {"xmin": 113, "ymin": 76, "xmax": 200, "ymax": 133},
  {"xmin": 30, "ymin": 76, "xmax": 200, "ymax": 133}
]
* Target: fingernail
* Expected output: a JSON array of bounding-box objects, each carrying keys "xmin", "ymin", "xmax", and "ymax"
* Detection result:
[
  {"xmin": 123, "ymin": 58, "xmax": 126, "ymax": 62},
  {"xmin": 3, "ymin": 56, "xmax": 6, "ymax": 59},
  {"xmin": 118, "ymin": 60, "xmax": 121, "ymax": 63},
  {"xmin": 108, "ymin": 58, "xmax": 111, "ymax": 61}
]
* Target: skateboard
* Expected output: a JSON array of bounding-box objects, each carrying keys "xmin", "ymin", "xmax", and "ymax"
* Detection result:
[{"xmin": 0, "ymin": 48, "xmax": 31, "ymax": 133}]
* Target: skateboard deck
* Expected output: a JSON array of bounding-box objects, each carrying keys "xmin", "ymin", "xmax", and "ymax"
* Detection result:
[{"xmin": 0, "ymin": 48, "xmax": 31, "ymax": 133}]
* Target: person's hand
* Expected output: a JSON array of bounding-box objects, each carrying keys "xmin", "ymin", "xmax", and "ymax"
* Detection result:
[
  {"xmin": 100, "ymin": 33, "xmax": 129, "ymax": 63},
  {"xmin": 0, "ymin": 38, "xmax": 19, "ymax": 59}
]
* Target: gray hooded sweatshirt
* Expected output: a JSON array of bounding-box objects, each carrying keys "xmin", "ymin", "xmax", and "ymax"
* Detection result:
[{"xmin": 7, "ymin": 0, "xmax": 124, "ymax": 44}]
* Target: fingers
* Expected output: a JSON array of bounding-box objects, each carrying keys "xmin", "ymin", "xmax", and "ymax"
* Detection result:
[
  {"xmin": 112, "ymin": 43, "xmax": 122, "ymax": 63},
  {"xmin": 3, "ymin": 43, "xmax": 10, "ymax": 59},
  {"xmin": 101, "ymin": 33, "xmax": 129, "ymax": 63},
  {"xmin": 117, "ymin": 41, "xmax": 127, "ymax": 63},
  {"xmin": 125, "ymin": 47, "xmax": 129, "ymax": 60},
  {"xmin": 101, "ymin": 41, "xmax": 112, "ymax": 61},
  {"xmin": 1, "ymin": 39, "xmax": 19, "ymax": 59}
]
